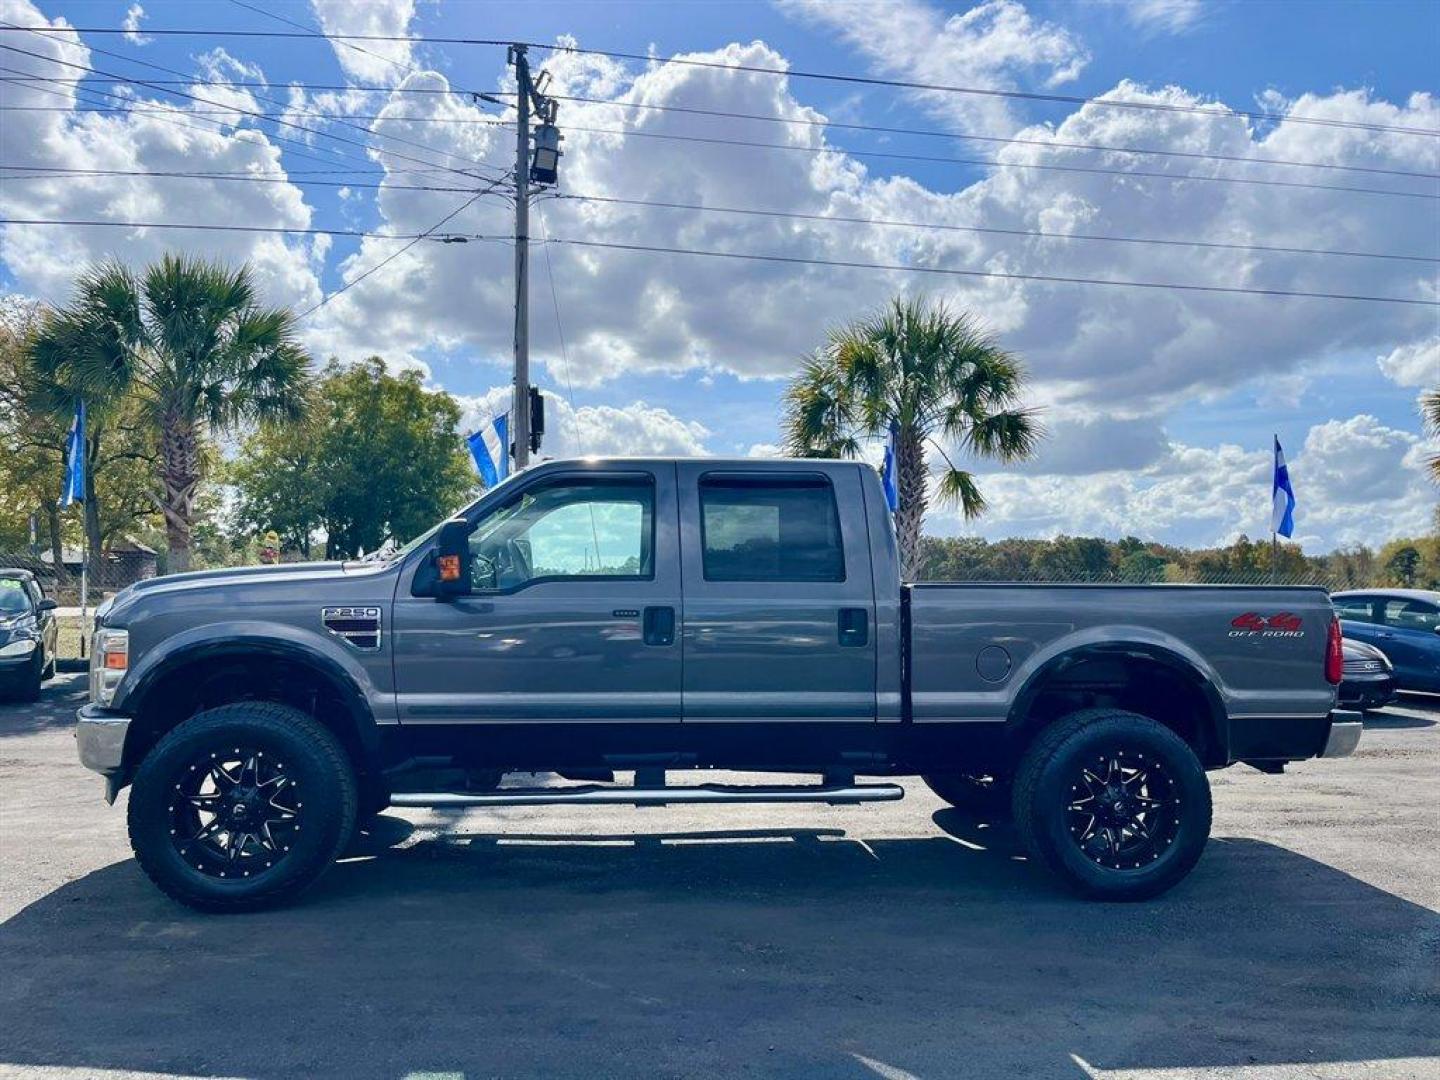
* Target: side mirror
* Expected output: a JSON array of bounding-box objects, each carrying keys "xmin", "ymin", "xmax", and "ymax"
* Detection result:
[
  {"xmin": 37, "ymin": 598, "xmax": 58, "ymax": 612},
  {"xmin": 433, "ymin": 517, "xmax": 472, "ymax": 600}
]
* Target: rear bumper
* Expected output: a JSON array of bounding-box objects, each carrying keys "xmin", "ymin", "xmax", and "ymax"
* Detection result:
[
  {"xmin": 75, "ymin": 703, "xmax": 131, "ymax": 803},
  {"xmin": 1320, "ymin": 709, "xmax": 1363, "ymax": 758},
  {"xmin": 1338, "ymin": 674, "xmax": 1397, "ymax": 711},
  {"xmin": 1226, "ymin": 709, "xmax": 1362, "ymax": 763}
]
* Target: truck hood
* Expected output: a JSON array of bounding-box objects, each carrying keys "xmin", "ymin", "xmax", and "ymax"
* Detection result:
[{"xmin": 104, "ymin": 559, "xmax": 394, "ymax": 621}]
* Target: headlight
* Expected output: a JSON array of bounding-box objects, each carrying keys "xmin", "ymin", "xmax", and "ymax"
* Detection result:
[
  {"xmin": 0, "ymin": 639, "xmax": 36, "ymax": 657},
  {"xmin": 90, "ymin": 628, "xmax": 129, "ymax": 706}
]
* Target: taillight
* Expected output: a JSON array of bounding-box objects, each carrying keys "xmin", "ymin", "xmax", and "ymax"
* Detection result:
[{"xmin": 1325, "ymin": 615, "xmax": 1343, "ymax": 685}]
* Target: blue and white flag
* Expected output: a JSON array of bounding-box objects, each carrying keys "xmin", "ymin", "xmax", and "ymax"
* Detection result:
[
  {"xmin": 880, "ymin": 420, "xmax": 900, "ymax": 513},
  {"xmin": 59, "ymin": 399, "xmax": 85, "ymax": 507},
  {"xmin": 1271, "ymin": 435, "xmax": 1296, "ymax": 538},
  {"xmin": 466, "ymin": 412, "xmax": 510, "ymax": 488}
]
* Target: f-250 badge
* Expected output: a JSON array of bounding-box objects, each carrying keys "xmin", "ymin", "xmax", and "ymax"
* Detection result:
[{"xmin": 1229, "ymin": 612, "xmax": 1304, "ymax": 638}]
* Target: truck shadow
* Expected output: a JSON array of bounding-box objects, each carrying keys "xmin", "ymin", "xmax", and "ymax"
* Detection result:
[{"xmin": 1, "ymin": 815, "xmax": 1436, "ymax": 1079}]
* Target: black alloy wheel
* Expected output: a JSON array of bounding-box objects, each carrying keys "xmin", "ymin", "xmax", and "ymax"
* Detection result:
[
  {"xmin": 167, "ymin": 747, "xmax": 302, "ymax": 880},
  {"xmin": 1064, "ymin": 747, "xmax": 1180, "ymax": 871}
]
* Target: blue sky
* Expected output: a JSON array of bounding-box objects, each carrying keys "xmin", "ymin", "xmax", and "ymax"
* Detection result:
[{"xmin": 1, "ymin": 0, "xmax": 1436, "ymax": 551}]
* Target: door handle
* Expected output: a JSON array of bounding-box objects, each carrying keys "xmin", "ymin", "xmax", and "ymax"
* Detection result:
[
  {"xmin": 838, "ymin": 607, "xmax": 868, "ymax": 647},
  {"xmin": 643, "ymin": 606, "xmax": 675, "ymax": 647}
]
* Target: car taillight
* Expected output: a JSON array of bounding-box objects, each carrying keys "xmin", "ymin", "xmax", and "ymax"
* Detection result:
[{"xmin": 1325, "ymin": 615, "xmax": 1343, "ymax": 685}]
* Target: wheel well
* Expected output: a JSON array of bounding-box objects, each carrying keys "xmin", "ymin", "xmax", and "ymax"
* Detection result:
[
  {"xmin": 1010, "ymin": 650, "xmax": 1225, "ymax": 768},
  {"xmin": 124, "ymin": 650, "xmax": 377, "ymax": 790}
]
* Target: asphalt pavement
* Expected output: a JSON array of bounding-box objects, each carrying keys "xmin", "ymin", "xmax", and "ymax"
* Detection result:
[{"xmin": 1, "ymin": 672, "xmax": 1437, "ymax": 1080}]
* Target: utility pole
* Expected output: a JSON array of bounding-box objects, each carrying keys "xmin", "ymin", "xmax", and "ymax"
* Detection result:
[{"xmin": 510, "ymin": 44, "xmax": 532, "ymax": 471}]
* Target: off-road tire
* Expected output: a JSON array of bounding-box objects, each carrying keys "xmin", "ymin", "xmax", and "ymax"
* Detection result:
[
  {"xmin": 922, "ymin": 771, "xmax": 1012, "ymax": 817},
  {"xmin": 1012, "ymin": 708, "xmax": 1211, "ymax": 901},
  {"xmin": 127, "ymin": 702, "xmax": 357, "ymax": 912}
]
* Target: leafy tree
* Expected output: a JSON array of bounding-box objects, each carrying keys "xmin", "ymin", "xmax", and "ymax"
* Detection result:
[
  {"xmin": 782, "ymin": 296, "xmax": 1041, "ymax": 578},
  {"xmin": 1382, "ymin": 544, "xmax": 1422, "ymax": 587},
  {"xmin": 1116, "ymin": 548, "xmax": 1167, "ymax": 582},
  {"xmin": 230, "ymin": 359, "xmax": 477, "ymax": 559},
  {"xmin": 31, "ymin": 256, "xmax": 311, "ymax": 572}
]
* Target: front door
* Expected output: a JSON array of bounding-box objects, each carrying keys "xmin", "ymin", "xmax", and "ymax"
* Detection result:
[
  {"xmin": 676, "ymin": 463, "xmax": 877, "ymax": 724},
  {"xmin": 392, "ymin": 466, "xmax": 682, "ymax": 724}
]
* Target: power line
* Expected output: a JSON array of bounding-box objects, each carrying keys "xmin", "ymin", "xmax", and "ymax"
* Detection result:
[
  {"xmin": 226, "ymin": 0, "xmax": 415, "ymax": 81},
  {"xmin": 538, "ymin": 120, "xmax": 1438, "ymax": 200},
  {"xmin": 5, "ymin": 158, "xmax": 1423, "ymax": 262},
  {"xmin": 11, "ymin": 94, "xmax": 1422, "ymax": 180},
  {"xmin": 3, "ymin": 214, "xmax": 1429, "ymax": 305},
  {"xmin": 523, "ymin": 41, "xmax": 1440, "ymax": 138},
  {"xmin": 0, "ymin": 81, "xmax": 485, "ymax": 181},
  {"xmin": 5, "ymin": 97, "xmax": 1427, "ymax": 199},
  {"xmin": 0, "ymin": 67, "xmax": 405, "ymax": 178},
  {"xmin": 542, "ymin": 236, "xmax": 1439, "ymax": 306},
  {"xmin": 530, "ymin": 93, "xmax": 1440, "ymax": 182},
  {"xmin": 0, "ymin": 164, "xmax": 495, "ymax": 195},
  {"xmin": 298, "ymin": 183, "xmax": 506, "ymax": 319},
  {"xmin": 0, "ymin": 36, "xmax": 506, "ymax": 182},
  {"xmin": 0, "ymin": 216, "xmax": 510, "ymax": 242},
  {"xmin": 535, "ymin": 202, "xmax": 589, "ymax": 460},
  {"xmin": 3, "ymin": 25, "xmax": 1432, "ymax": 136},
  {"xmin": 2, "ymin": 18, "xmax": 507, "ymax": 181},
  {"xmin": 555, "ymin": 192, "xmax": 1439, "ymax": 264}
]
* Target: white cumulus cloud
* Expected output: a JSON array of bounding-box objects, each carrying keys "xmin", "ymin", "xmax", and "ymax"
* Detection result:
[{"xmin": 121, "ymin": 2, "xmax": 149, "ymax": 45}]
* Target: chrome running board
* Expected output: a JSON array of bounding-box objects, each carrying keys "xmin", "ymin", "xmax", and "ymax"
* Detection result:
[{"xmin": 389, "ymin": 782, "xmax": 904, "ymax": 808}]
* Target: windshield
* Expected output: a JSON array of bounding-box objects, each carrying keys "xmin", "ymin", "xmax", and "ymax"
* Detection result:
[{"xmin": 0, "ymin": 580, "xmax": 34, "ymax": 617}]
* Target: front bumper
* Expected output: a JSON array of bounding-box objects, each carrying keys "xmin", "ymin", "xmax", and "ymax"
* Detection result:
[
  {"xmin": 75, "ymin": 703, "xmax": 131, "ymax": 803},
  {"xmin": 0, "ymin": 647, "xmax": 38, "ymax": 680},
  {"xmin": 1320, "ymin": 709, "xmax": 1363, "ymax": 758}
]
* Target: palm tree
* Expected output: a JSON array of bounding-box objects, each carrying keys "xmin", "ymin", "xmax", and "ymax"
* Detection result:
[
  {"xmin": 1423, "ymin": 388, "xmax": 1440, "ymax": 486},
  {"xmin": 32, "ymin": 255, "xmax": 312, "ymax": 572},
  {"xmin": 783, "ymin": 296, "xmax": 1041, "ymax": 578}
]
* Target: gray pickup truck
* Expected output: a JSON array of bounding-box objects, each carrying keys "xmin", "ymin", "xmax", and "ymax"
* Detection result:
[{"xmin": 77, "ymin": 457, "xmax": 1358, "ymax": 910}]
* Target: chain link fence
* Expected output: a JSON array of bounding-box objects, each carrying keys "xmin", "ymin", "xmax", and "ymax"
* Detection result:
[{"xmin": 1, "ymin": 550, "xmax": 158, "ymax": 662}]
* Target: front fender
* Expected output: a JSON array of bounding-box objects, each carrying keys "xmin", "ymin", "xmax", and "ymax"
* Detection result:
[{"xmin": 116, "ymin": 620, "xmax": 394, "ymax": 728}]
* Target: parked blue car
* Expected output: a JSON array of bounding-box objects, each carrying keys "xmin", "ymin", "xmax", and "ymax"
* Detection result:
[{"xmin": 1332, "ymin": 588, "xmax": 1440, "ymax": 693}]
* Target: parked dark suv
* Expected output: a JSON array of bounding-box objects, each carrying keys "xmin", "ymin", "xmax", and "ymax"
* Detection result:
[
  {"xmin": 0, "ymin": 569, "xmax": 59, "ymax": 701},
  {"xmin": 1333, "ymin": 589, "xmax": 1440, "ymax": 694}
]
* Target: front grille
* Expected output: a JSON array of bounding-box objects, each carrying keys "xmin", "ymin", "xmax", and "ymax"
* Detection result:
[{"xmin": 1342, "ymin": 659, "xmax": 1385, "ymax": 675}]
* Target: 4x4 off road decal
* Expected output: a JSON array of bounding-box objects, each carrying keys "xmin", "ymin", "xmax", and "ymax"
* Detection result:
[
  {"xmin": 321, "ymin": 606, "xmax": 382, "ymax": 651},
  {"xmin": 1229, "ymin": 612, "xmax": 1305, "ymax": 638}
]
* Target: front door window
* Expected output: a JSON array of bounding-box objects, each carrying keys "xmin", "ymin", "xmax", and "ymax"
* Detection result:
[{"xmin": 468, "ymin": 478, "xmax": 654, "ymax": 591}]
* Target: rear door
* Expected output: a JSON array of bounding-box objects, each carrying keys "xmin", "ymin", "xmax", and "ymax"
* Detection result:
[
  {"xmin": 1376, "ymin": 596, "xmax": 1440, "ymax": 691},
  {"xmin": 676, "ymin": 463, "xmax": 876, "ymax": 724}
]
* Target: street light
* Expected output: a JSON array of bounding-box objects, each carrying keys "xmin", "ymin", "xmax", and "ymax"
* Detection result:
[{"xmin": 530, "ymin": 122, "xmax": 562, "ymax": 185}]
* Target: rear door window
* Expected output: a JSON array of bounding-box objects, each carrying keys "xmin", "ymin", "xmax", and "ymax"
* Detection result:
[
  {"xmin": 1381, "ymin": 599, "xmax": 1440, "ymax": 634},
  {"xmin": 698, "ymin": 476, "xmax": 845, "ymax": 582}
]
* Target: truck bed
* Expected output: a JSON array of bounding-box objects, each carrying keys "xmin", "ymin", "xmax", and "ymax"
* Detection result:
[{"xmin": 905, "ymin": 583, "xmax": 1337, "ymax": 744}]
